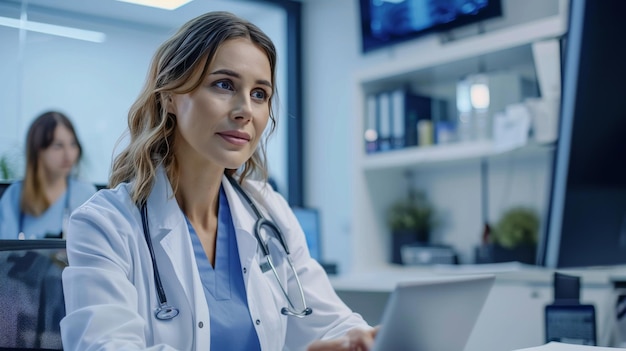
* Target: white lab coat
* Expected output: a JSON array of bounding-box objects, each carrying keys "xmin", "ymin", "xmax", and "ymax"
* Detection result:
[{"xmin": 60, "ymin": 168, "xmax": 369, "ymax": 351}]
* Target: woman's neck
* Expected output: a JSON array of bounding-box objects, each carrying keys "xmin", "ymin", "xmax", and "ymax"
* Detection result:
[
  {"xmin": 42, "ymin": 173, "xmax": 67, "ymax": 204},
  {"xmin": 174, "ymin": 164, "xmax": 224, "ymax": 267},
  {"xmin": 174, "ymin": 165, "xmax": 224, "ymax": 232}
]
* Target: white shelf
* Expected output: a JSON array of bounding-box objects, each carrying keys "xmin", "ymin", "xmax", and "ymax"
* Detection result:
[
  {"xmin": 361, "ymin": 141, "xmax": 555, "ymax": 171},
  {"xmin": 349, "ymin": 1, "xmax": 568, "ymax": 274},
  {"xmin": 356, "ymin": 14, "xmax": 568, "ymax": 89}
]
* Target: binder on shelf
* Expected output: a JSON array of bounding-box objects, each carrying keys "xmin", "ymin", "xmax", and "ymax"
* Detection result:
[
  {"xmin": 377, "ymin": 92, "xmax": 392, "ymax": 152},
  {"xmin": 390, "ymin": 89, "xmax": 406, "ymax": 149},
  {"xmin": 391, "ymin": 88, "xmax": 435, "ymax": 148},
  {"xmin": 364, "ymin": 94, "xmax": 379, "ymax": 153}
]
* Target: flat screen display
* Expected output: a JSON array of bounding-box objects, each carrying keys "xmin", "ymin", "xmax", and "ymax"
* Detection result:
[
  {"xmin": 359, "ymin": 0, "xmax": 502, "ymax": 53},
  {"xmin": 292, "ymin": 207, "xmax": 322, "ymax": 261}
]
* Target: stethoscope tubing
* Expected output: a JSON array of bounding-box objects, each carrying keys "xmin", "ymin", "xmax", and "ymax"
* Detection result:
[
  {"xmin": 140, "ymin": 175, "xmax": 312, "ymax": 321},
  {"xmin": 140, "ymin": 201, "xmax": 179, "ymax": 320}
]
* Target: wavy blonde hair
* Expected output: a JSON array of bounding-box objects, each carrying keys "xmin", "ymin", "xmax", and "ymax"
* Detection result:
[{"xmin": 109, "ymin": 11, "xmax": 277, "ymax": 205}]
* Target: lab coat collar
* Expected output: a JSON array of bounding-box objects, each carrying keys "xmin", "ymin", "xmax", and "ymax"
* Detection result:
[
  {"xmin": 221, "ymin": 174, "xmax": 263, "ymax": 276},
  {"xmin": 144, "ymin": 167, "xmax": 259, "ymax": 238},
  {"xmin": 221, "ymin": 174, "xmax": 258, "ymax": 237},
  {"xmin": 144, "ymin": 167, "xmax": 259, "ymax": 273},
  {"xmin": 145, "ymin": 166, "xmax": 184, "ymax": 235}
]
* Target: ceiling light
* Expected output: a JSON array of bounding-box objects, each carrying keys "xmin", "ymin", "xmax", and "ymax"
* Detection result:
[
  {"xmin": 0, "ymin": 16, "xmax": 106, "ymax": 43},
  {"xmin": 115, "ymin": 0, "xmax": 194, "ymax": 10}
]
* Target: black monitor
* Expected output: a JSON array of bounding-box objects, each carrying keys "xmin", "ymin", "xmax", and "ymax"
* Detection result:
[
  {"xmin": 359, "ymin": 0, "xmax": 502, "ymax": 53},
  {"xmin": 539, "ymin": 0, "xmax": 626, "ymax": 268}
]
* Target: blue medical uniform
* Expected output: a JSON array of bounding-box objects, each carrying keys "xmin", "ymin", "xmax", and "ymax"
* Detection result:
[
  {"xmin": 187, "ymin": 186, "xmax": 261, "ymax": 351},
  {"xmin": 0, "ymin": 178, "xmax": 97, "ymax": 239}
]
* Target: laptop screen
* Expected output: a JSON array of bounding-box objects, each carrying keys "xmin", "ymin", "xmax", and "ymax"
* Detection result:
[{"xmin": 292, "ymin": 207, "xmax": 322, "ymax": 261}]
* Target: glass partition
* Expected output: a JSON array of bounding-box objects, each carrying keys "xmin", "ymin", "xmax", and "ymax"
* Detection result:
[
  {"xmin": 0, "ymin": 0, "xmax": 290, "ymax": 195},
  {"xmin": 0, "ymin": 0, "xmax": 301, "ymax": 241}
]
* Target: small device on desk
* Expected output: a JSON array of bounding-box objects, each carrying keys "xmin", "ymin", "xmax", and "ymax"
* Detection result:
[
  {"xmin": 401, "ymin": 243, "xmax": 458, "ymax": 265},
  {"xmin": 545, "ymin": 273, "xmax": 597, "ymax": 346},
  {"xmin": 545, "ymin": 304, "xmax": 596, "ymax": 345}
]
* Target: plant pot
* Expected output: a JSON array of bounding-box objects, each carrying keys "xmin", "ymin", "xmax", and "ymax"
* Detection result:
[
  {"xmin": 475, "ymin": 243, "xmax": 537, "ymax": 264},
  {"xmin": 391, "ymin": 229, "xmax": 428, "ymax": 264}
]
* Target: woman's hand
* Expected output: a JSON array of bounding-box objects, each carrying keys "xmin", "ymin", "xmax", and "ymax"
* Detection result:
[{"xmin": 307, "ymin": 326, "xmax": 380, "ymax": 351}]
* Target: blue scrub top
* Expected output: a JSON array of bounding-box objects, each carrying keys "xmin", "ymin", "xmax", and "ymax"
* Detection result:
[
  {"xmin": 0, "ymin": 178, "xmax": 97, "ymax": 239},
  {"xmin": 187, "ymin": 186, "xmax": 261, "ymax": 351}
]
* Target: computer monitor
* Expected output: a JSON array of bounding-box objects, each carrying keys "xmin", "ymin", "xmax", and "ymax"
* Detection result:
[
  {"xmin": 539, "ymin": 0, "xmax": 626, "ymax": 268},
  {"xmin": 291, "ymin": 207, "xmax": 322, "ymax": 262}
]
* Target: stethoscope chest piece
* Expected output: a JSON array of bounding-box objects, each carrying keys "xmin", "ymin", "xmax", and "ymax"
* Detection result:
[{"xmin": 155, "ymin": 304, "xmax": 179, "ymax": 320}]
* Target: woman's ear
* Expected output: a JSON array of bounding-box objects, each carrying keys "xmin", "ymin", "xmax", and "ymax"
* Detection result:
[{"xmin": 164, "ymin": 94, "xmax": 176, "ymax": 115}]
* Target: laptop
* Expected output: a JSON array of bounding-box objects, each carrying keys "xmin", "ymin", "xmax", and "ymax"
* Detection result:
[{"xmin": 372, "ymin": 274, "xmax": 495, "ymax": 351}]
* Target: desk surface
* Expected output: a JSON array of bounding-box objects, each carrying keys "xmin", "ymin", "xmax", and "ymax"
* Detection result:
[{"xmin": 329, "ymin": 263, "xmax": 626, "ymax": 292}]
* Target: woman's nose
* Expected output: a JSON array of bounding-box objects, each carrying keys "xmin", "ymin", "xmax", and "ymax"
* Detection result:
[{"xmin": 231, "ymin": 93, "xmax": 253, "ymax": 122}]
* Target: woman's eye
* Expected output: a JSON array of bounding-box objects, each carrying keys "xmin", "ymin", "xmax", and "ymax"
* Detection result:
[
  {"xmin": 251, "ymin": 89, "xmax": 267, "ymax": 101},
  {"xmin": 214, "ymin": 80, "xmax": 234, "ymax": 91}
]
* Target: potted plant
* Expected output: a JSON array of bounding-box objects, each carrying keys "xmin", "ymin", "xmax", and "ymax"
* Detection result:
[
  {"xmin": 0, "ymin": 153, "xmax": 17, "ymax": 180},
  {"xmin": 477, "ymin": 206, "xmax": 540, "ymax": 264},
  {"xmin": 386, "ymin": 189, "xmax": 436, "ymax": 264}
]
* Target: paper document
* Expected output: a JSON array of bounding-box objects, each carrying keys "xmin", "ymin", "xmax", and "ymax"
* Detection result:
[{"xmin": 514, "ymin": 342, "xmax": 622, "ymax": 350}]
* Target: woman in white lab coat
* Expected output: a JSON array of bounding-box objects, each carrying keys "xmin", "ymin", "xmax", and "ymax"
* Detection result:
[{"xmin": 60, "ymin": 11, "xmax": 376, "ymax": 351}]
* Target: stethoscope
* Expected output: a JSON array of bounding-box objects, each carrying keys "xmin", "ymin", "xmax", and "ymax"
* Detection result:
[
  {"xmin": 140, "ymin": 175, "xmax": 313, "ymax": 321},
  {"xmin": 18, "ymin": 179, "xmax": 71, "ymax": 240}
]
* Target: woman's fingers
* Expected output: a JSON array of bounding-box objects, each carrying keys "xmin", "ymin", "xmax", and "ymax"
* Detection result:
[
  {"xmin": 307, "ymin": 327, "xmax": 380, "ymax": 351},
  {"xmin": 306, "ymin": 337, "xmax": 350, "ymax": 351}
]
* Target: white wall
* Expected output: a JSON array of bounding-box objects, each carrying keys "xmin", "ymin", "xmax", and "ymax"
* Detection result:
[{"xmin": 302, "ymin": 0, "xmax": 362, "ymax": 273}]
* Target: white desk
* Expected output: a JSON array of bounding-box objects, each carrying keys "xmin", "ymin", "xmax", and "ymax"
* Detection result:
[{"xmin": 329, "ymin": 264, "xmax": 626, "ymax": 351}]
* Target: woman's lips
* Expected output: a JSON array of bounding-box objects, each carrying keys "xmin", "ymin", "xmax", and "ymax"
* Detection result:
[{"xmin": 218, "ymin": 131, "xmax": 251, "ymax": 146}]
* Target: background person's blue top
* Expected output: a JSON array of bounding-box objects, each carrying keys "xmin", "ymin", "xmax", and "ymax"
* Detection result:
[
  {"xmin": 187, "ymin": 186, "xmax": 261, "ymax": 351},
  {"xmin": 0, "ymin": 179, "xmax": 97, "ymax": 239}
]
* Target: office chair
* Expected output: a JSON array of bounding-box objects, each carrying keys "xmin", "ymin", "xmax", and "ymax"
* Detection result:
[{"xmin": 0, "ymin": 240, "xmax": 67, "ymax": 351}]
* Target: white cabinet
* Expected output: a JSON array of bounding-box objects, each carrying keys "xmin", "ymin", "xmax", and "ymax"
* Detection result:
[{"xmin": 349, "ymin": 0, "xmax": 569, "ymax": 273}]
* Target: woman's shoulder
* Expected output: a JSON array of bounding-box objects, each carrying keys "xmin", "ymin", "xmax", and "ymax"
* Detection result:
[
  {"xmin": 69, "ymin": 178, "xmax": 97, "ymax": 193},
  {"xmin": 241, "ymin": 177, "xmax": 291, "ymax": 213},
  {"xmin": 0, "ymin": 180, "xmax": 23, "ymax": 201},
  {"xmin": 73, "ymin": 181, "xmax": 135, "ymax": 216},
  {"xmin": 3, "ymin": 180, "xmax": 23, "ymax": 192},
  {"xmin": 0, "ymin": 180, "xmax": 22, "ymax": 211},
  {"xmin": 242, "ymin": 177, "xmax": 278, "ymax": 199}
]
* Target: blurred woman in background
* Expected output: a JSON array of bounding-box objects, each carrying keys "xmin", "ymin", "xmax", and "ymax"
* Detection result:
[{"xmin": 0, "ymin": 111, "xmax": 97, "ymax": 239}]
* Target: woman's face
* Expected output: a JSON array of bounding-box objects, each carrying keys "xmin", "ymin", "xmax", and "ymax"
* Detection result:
[
  {"xmin": 39, "ymin": 124, "xmax": 80, "ymax": 179},
  {"xmin": 169, "ymin": 38, "xmax": 272, "ymax": 172}
]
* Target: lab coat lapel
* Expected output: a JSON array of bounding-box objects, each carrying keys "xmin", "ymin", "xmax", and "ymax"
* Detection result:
[
  {"xmin": 145, "ymin": 168, "xmax": 198, "ymax": 318},
  {"xmin": 221, "ymin": 175, "xmax": 259, "ymax": 279},
  {"xmin": 222, "ymin": 176, "xmax": 288, "ymax": 351}
]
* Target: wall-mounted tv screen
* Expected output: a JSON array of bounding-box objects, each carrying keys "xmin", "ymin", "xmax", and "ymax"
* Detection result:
[{"xmin": 359, "ymin": 0, "xmax": 503, "ymax": 53}]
